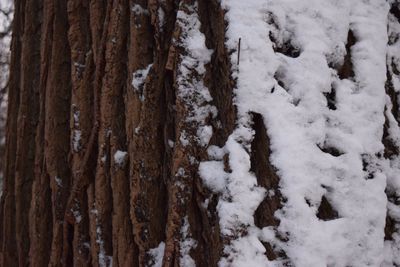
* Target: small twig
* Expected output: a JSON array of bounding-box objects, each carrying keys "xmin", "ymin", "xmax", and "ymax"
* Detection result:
[{"xmin": 237, "ymin": 38, "xmax": 241, "ymax": 66}]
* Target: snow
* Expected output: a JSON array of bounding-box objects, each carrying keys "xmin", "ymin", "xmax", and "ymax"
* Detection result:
[
  {"xmin": 196, "ymin": 0, "xmax": 396, "ymax": 266},
  {"xmin": 179, "ymin": 131, "xmax": 189, "ymax": 147},
  {"xmin": 220, "ymin": 229, "xmax": 282, "ymax": 267},
  {"xmin": 72, "ymin": 107, "xmax": 82, "ymax": 152},
  {"xmin": 132, "ymin": 64, "xmax": 152, "ymax": 102},
  {"xmin": 158, "ymin": 7, "xmax": 165, "ymax": 30},
  {"xmin": 200, "ymin": 133, "xmax": 266, "ymax": 237},
  {"xmin": 54, "ymin": 176, "xmax": 62, "ymax": 188},
  {"xmin": 382, "ymin": 6, "xmax": 400, "ymax": 266},
  {"xmin": 179, "ymin": 216, "xmax": 196, "ymax": 267},
  {"xmin": 72, "ymin": 209, "xmax": 82, "ymax": 224},
  {"xmin": 174, "ymin": 1, "xmax": 216, "ymax": 149},
  {"xmin": 199, "ymin": 160, "xmax": 227, "ymax": 193},
  {"xmin": 196, "ymin": 125, "xmax": 213, "ymax": 147},
  {"xmin": 92, "ymin": 206, "xmax": 112, "ymax": 267},
  {"xmin": 73, "ymin": 130, "xmax": 82, "ymax": 152},
  {"xmin": 113, "ymin": 150, "xmax": 127, "ymax": 167},
  {"xmin": 134, "ymin": 126, "xmax": 140, "ymax": 135},
  {"xmin": 131, "ymin": 4, "xmax": 149, "ymax": 16},
  {"xmin": 168, "ymin": 139, "xmax": 174, "ymax": 148},
  {"xmin": 148, "ymin": 242, "xmax": 165, "ymax": 267}
]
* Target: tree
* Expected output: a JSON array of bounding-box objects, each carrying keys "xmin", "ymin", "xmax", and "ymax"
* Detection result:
[{"xmin": 1, "ymin": 0, "xmax": 400, "ymax": 266}]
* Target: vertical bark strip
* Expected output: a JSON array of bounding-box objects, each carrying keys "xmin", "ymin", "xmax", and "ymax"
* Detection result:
[
  {"xmin": 45, "ymin": 0, "xmax": 72, "ymax": 265},
  {"xmin": 0, "ymin": 0, "xmax": 24, "ymax": 265},
  {"xmin": 64, "ymin": 0, "xmax": 94, "ymax": 265},
  {"xmin": 128, "ymin": 0, "xmax": 169, "ymax": 265},
  {"xmin": 14, "ymin": 0, "xmax": 42, "ymax": 265},
  {"xmin": 87, "ymin": 2, "xmax": 111, "ymax": 266},
  {"xmin": 29, "ymin": 0, "xmax": 54, "ymax": 265}
]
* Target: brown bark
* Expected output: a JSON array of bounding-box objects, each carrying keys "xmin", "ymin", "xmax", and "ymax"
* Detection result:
[
  {"xmin": 14, "ymin": 0, "xmax": 42, "ymax": 265},
  {"xmin": 29, "ymin": 0, "xmax": 55, "ymax": 265},
  {"xmin": 127, "ymin": 1, "xmax": 168, "ymax": 265},
  {"xmin": 0, "ymin": 0, "xmax": 24, "ymax": 265},
  {"xmin": 1, "ymin": 0, "xmax": 248, "ymax": 265},
  {"xmin": 45, "ymin": 0, "xmax": 72, "ymax": 265}
]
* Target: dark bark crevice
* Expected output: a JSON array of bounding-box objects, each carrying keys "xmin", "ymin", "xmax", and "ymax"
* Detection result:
[
  {"xmin": 324, "ymin": 86, "xmax": 337, "ymax": 110},
  {"xmin": 338, "ymin": 29, "xmax": 356, "ymax": 80},
  {"xmin": 316, "ymin": 195, "xmax": 339, "ymax": 221},
  {"xmin": 250, "ymin": 112, "xmax": 283, "ymax": 261}
]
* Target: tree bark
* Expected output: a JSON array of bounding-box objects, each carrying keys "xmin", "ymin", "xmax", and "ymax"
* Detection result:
[{"xmin": 1, "ymin": 0, "xmax": 400, "ymax": 266}]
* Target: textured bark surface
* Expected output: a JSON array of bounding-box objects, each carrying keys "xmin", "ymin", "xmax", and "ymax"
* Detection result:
[{"xmin": 1, "ymin": 0, "xmax": 400, "ymax": 266}]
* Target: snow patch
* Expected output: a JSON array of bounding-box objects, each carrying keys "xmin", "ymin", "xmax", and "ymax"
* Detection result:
[
  {"xmin": 132, "ymin": 64, "xmax": 152, "ymax": 101},
  {"xmin": 54, "ymin": 176, "xmax": 62, "ymax": 188},
  {"xmin": 72, "ymin": 106, "xmax": 82, "ymax": 152},
  {"xmin": 131, "ymin": 4, "xmax": 149, "ymax": 16},
  {"xmin": 179, "ymin": 216, "xmax": 197, "ymax": 267},
  {"xmin": 113, "ymin": 150, "xmax": 127, "ymax": 167},
  {"xmin": 175, "ymin": 1, "xmax": 216, "ymax": 149},
  {"xmin": 148, "ymin": 242, "xmax": 165, "ymax": 267}
]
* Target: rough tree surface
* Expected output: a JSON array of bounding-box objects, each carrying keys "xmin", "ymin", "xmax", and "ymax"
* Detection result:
[{"xmin": 1, "ymin": 0, "xmax": 400, "ymax": 266}]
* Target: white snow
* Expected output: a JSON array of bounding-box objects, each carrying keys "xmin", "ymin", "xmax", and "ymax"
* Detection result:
[
  {"xmin": 134, "ymin": 126, "xmax": 140, "ymax": 135},
  {"xmin": 199, "ymin": 160, "xmax": 227, "ymax": 193},
  {"xmin": 196, "ymin": 0, "xmax": 396, "ymax": 266},
  {"xmin": 92, "ymin": 206, "xmax": 112, "ymax": 267},
  {"xmin": 148, "ymin": 242, "xmax": 165, "ymax": 267},
  {"xmin": 196, "ymin": 125, "xmax": 213, "ymax": 147},
  {"xmin": 179, "ymin": 216, "xmax": 197, "ymax": 267},
  {"xmin": 168, "ymin": 139, "xmax": 174, "ymax": 148},
  {"xmin": 113, "ymin": 150, "xmax": 127, "ymax": 167},
  {"xmin": 158, "ymin": 7, "xmax": 165, "ymax": 30},
  {"xmin": 132, "ymin": 63, "xmax": 152, "ymax": 101},
  {"xmin": 73, "ymin": 130, "xmax": 82, "ymax": 152},
  {"xmin": 200, "ymin": 132, "xmax": 266, "ymax": 237},
  {"xmin": 54, "ymin": 176, "xmax": 62, "ymax": 188},
  {"xmin": 131, "ymin": 4, "xmax": 149, "ymax": 16},
  {"xmin": 72, "ymin": 107, "xmax": 82, "ymax": 152},
  {"xmin": 174, "ymin": 1, "xmax": 216, "ymax": 149},
  {"xmin": 72, "ymin": 209, "xmax": 82, "ymax": 224},
  {"xmin": 382, "ymin": 6, "xmax": 400, "ymax": 266},
  {"xmin": 132, "ymin": 64, "xmax": 152, "ymax": 90}
]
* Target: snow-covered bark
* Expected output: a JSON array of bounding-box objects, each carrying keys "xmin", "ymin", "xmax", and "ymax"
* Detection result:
[{"xmin": 212, "ymin": 0, "xmax": 399, "ymax": 266}]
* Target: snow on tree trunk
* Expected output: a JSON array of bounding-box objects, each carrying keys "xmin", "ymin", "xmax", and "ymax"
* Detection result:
[{"xmin": 1, "ymin": 0, "xmax": 400, "ymax": 266}]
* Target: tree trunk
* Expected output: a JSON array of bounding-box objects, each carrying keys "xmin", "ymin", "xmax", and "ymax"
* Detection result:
[{"xmin": 1, "ymin": 0, "xmax": 400, "ymax": 266}]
